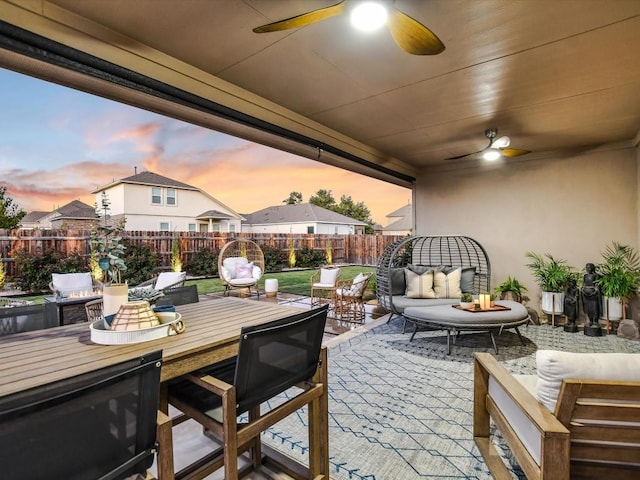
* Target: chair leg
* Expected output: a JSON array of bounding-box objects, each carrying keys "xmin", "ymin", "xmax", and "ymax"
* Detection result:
[
  {"xmin": 248, "ymin": 405, "xmax": 262, "ymax": 470},
  {"xmin": 222, "ymin": 388, "xmax": 239, "ymax": 480}
]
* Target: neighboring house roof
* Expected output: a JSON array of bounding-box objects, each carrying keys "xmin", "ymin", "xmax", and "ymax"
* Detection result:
[
  {"xmin": 382, "ymin": 216, "xmax": 412, "ymax": 232},
  {"xmin": 386, "ymin": 203, "xmax": 411, "ymax": 219},
  {"xmin": 243, "ymin": 203, "xmax": 367, "ymax": 226},
  {"xmin": 21, "ymin": 210, "xmax": 48, "ymax": 223},
  {"xmin": 196, "ymin": 210, "xmax": 233, "ymax": 220},
  {"xmin": 91, "ymin": 171, "xmax": 199, "ymax": 193},
  {"xmin": 53, "ymin": 200, "xmax": 95, "ymax": 219},
  {"xmin": 22, "ymin": 201, "xmax": 95, "ymax": 228},
  {"xmin": 382, "ymin": 203, "xmax": 412, "ymax": 231}
]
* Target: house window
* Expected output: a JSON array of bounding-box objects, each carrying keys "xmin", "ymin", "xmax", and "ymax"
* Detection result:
[
  {"xmin": 211, "ymin": 223, "xmax": 220, "ymax": 232},
  {"xmin": 159, "ymin": 222, "xmax": 170, "ymax": 231},
  {"xmin": 188, "ymin": 223, "xmax": 196, "ymax": 232},
  {"xmin": 151, "ymin": 187, "xmax": 162, "ymax": 204},
  {"xmin": 334, "ymin": 226, "xmax": 339, "ymax": 234},
  {"xmin": 166, "ymin": 188, "xmax": 176, "ymax": 205},
  {"xmin": 307, "ymin": 226, "xmax": 314, "ymax": 234},
  {"xmin": 229, "ymin": 223, "xmax": 236, "ymax": 233}
]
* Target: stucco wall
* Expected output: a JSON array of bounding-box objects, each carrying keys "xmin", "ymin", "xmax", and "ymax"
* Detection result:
[{"xmin": 414, "ymin": 145, "xmax": 638, "ymax": 315}]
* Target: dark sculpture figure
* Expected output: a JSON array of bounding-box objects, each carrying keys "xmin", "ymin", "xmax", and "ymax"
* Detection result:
[
  {"xmin": 582, "ymin": 262, "xmax": 603, "ymax": 336},
  {"xmin": 563, "ymin": 277, "xmax": 579, "ymax": 332}
]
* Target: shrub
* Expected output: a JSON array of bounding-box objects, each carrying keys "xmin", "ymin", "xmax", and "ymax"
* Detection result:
[
  {"xmin": 295, "ymin": 246, "xmax": 325, "ymax": 268},
  {"xmin": 184, "ymin": 248, "xmax": 218, "ymax": 277},
  {"xmin": 14, "ymin": 249, "xmax": 88, "ymax": 292},
  {"xmin": 261, "ymin": 245, "xmax": 284, "ymax": 272},
  {"xmin": 122, "ymin": 241, "xmax": 159, "ymax": 286}
]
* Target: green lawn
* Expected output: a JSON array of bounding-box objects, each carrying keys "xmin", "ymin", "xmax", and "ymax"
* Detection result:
[
  {"xmin": 6, "ymin": 265, "xmax": 377, "ymax": 303},
  {"xmin": 187, "ymin": 265, "xmax": 377, "ymax": 299}
]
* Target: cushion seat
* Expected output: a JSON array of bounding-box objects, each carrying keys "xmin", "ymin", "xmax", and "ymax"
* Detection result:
[{"xmin": 403, "ymin": 300, "xmax": 530, "ymax": 354}]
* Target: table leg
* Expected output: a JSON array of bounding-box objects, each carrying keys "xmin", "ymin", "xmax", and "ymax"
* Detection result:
[{"xmin": 58, "ymin": 304, "xmax": 64, "ymax": 326}]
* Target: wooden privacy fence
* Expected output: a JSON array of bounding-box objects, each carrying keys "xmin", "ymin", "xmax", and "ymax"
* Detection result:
[{"xmin": 0, "ymin": 229, "xmax": 403, "ymax": 278}]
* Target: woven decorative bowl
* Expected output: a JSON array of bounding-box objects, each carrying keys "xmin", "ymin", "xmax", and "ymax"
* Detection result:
[{"xmin": 111, "ymin": 301, "xmax": 160, "ymax": 331}]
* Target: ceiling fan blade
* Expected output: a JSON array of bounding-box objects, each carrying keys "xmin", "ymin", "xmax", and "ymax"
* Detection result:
[
  {"xmin": 445, "ymin": 149, "xmax": 484, "ymax": 161},
  {"xmin": 501, "ymin": 148, "xmax": 531, "ymax": 158},
  {"xmin": 387, "ymin": 9, "xmax": 445, "ymax": 55},
  {"xmin": 253, "ymin": 1, "xmax": 346, "ymax": 33}
]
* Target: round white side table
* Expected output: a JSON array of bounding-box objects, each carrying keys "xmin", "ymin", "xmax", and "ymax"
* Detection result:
[{"xmin": 264, "ymin": 278, "xmax": 278, "ymax": 298}]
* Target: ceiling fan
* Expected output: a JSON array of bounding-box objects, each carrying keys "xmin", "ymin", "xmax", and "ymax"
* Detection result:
[
  {"xmin": 252, "ymin": 1, "xmax": 445, "ymax": 55},
  {"xmin": 446, "ymin": 129, "xmax": 531, "ymax": 161}
]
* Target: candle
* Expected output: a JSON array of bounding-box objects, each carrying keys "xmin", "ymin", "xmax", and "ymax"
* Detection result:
[{"xmin": 479, "ymin": 294, "xmax": 491, "ymax": 310}]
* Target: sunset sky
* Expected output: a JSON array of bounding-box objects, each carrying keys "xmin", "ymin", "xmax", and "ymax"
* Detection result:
[{"xmin": 0, "ymin": 68, "xmax": 410, "ymax": 225}]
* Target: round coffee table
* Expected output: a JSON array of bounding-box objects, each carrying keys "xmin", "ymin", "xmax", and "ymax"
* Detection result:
[{"xmin": 403, "ymin": 300, "xmax": 530, "ymax": 354}]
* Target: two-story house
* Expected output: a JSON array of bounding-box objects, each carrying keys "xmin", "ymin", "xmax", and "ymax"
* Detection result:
[{"xmin": 91, "ymin": 171, "xmax": 243, "ymax": 232}]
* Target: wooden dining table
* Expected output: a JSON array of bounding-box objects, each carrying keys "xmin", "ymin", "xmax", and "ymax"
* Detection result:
[{"xmin": 0, "ymin": 297, "xmax": 329, "ymax": 479}]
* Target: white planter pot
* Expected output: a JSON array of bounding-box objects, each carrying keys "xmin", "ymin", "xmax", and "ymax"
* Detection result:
[
  {"xmin": 103, "ymin": 284, "xmax": 128, "ymax": 328},
  {"xmin": 601, "ymin": 296, "xmax": 623, "ymax": 320},
  {"xmin": 541, "ymin": 291, "xmax": 564, "ymax": 314}
]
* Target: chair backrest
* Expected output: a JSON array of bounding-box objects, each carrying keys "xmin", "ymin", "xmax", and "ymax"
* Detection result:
[
  {"xmin": 234, "ymin": 304, "xmax": 328, "ymax": 414},
  {"xmin": 51, "ymin": 272, "xmax": 94, "ymax": 295},
  {"xmin": 316, "ymin": 267, "xmax": 341, "ymax": 286},
  {"xmin": 0, "ymin": 303, "xmax": 58, "ymax": 336},
  {"xmin": 217, "ymin": 239, "xmax": 265, "ymax": 284},
  {"xmin": 156, "ymin": 284, "xmax": 199, "ymax": 306},
  {"xmin": 154, "ymin": 271, "xmax": 186, "ymax": 290},
  {"xmin": 0, "ymin": 350, "xmax": 163, "ymax": 480},
  {"xmin": 555, "ymin": 379, "xmax": 640, "ymax": 478}
]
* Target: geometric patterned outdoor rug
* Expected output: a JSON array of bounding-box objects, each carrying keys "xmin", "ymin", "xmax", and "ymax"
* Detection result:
[{"xmin": 261, "ymin": 316, "xmax": 640, "ymax": 479}]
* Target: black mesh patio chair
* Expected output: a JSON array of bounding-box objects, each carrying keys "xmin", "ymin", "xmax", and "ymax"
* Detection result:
[
  {"xmin": 156, "ymin": 284, "xmax": 199, "ymax": 306},
  {"xmin": 0, "ymin": 349, "xmax": 174, "ymax": 480},
  {"xmin": 167, "ymin": 304, "xmax": 329, "ymax": 480},
  {"xmin": 0, "ymin": 302, "xmax": 58, "ymax": 336}
]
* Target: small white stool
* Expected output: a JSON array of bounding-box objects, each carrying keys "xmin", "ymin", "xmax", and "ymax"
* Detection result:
[{"xmin": 264, "ymin": 278, "xmax": 278, "ymax": 298}]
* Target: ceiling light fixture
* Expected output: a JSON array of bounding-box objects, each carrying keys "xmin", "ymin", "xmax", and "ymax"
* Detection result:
[
  {"xmin": 482, "ymin": 148, "xmax": 502, "ymax": 161},
  {"xmin": 350, "ymin": 2, "xmax": 388, "ymax": 32}
]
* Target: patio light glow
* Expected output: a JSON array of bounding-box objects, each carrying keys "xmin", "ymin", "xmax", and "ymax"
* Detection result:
[{"xmin": 350, "ymin": 2, "xmax": 388, "ymax": 32}]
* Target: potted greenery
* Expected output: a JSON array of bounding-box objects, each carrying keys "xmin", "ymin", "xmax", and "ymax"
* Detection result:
[
  {"xmin": 494, "ymin": 276, "xmax": 529, "ymax": 303},
  {"xmin": 90, "ymin": 192, "xmax": 127, "ymax": 325},
  {"xmin": 460, "ymin": 292, "xmax": 474, "ymax": 309},
  {"xmin": 525, "ymin": 252, "xmax": 574, "ymax": 315},
  {"xmin": 596, "ymin": 242, "xmax": 640, "ymax": 321}
]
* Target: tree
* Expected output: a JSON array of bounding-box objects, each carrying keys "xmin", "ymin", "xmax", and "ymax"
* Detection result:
[
  {"xmin": 310, "ymin": 189, "xmax": 375, "ymax": 234},
  {"xmin": 283, "ymin": 191, "xmax": 303, "ymax": 204},
  {"xmin": 0, "ymin": 186, "xmax": 26, "ymax": 229},
  {"xmin": 335, "ymin": 195, "xmax": 375, "ymax": 234},
  {"xmin": 309, "ymin": 189, "xmax": 336, "ymax": 210}
]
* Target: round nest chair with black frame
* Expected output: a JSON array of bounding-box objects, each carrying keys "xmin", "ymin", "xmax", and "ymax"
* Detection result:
[
  {"xmin": 376, "ymin": 235, "xmax": 491, "ymax": 324},
  {"xmin": 217, "ymin": 238, "xmax": 265, "ymax": 298}
]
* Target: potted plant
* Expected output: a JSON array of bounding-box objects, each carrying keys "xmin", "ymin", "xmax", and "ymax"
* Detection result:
[
  {"xmin": 494, "ymin": 276, "xmax": 529, "ymax": 303},
  {"xmin": 90, "ymin": 192, "xmax": 128, "ymax": 324},
  {"xmin": 596, "ymin": 242, "xmax": 640, "ymax": 321},
  {"xmin": 460, "ymin": 292, "xmax": 474, "ymax": 309},
  {"xmin": 525, "ymin": 252, "xmax": 574, "ymax": 315}
]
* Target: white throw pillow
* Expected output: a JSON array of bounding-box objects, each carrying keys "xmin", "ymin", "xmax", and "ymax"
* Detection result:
[
  {"xmin": 154, "ymin": 271, "xmax": 186, "ymax": 290},
  {"xmin": 404, "ymin": 269, "xmax": 436, "ymax": 299},
  {"xmin": 318, "ymin": 268, "xmax": 340, "ymax": 286},
  {"xmin": 222, "ymin": 257, "xmax": 248, "ymax": 280},
  {"xmin": 536, "ymin": 350, "xmax": 640, "ymax": 413},
  {"xmin": 433, "ymin": 268, "xmax": 462, "ymax": 299},
  {"xmin": 52, "ymin": 272, "xmax": 93, "ymax": 295}
]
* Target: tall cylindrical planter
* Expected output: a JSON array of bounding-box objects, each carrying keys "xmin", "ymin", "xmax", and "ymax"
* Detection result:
[
  {"xmin": 103, "ymin": 284, "xmax": 128, "ymax": 328},
  {"xmin": 602, "ymin": 296, "xmax": 623, "ymax": 321},
  {"xmin": 541, "ymin": 291, "xmax": 564, "ymax": 315}
]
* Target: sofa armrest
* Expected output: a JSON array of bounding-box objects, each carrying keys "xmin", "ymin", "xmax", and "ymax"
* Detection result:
[{"xmin": 474, "ymin": 352, "xmax": 570, "ymax": 480}]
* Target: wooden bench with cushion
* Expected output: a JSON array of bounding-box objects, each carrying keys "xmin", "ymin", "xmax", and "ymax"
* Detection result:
[{"xmin": 474, "ymin": 350, "xmax": 640, "ymax": 480}]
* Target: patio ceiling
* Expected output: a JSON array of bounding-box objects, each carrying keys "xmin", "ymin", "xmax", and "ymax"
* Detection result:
[{"xmin": 8, "ymin": 0, "xmax": 640, "ymax": 174}]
